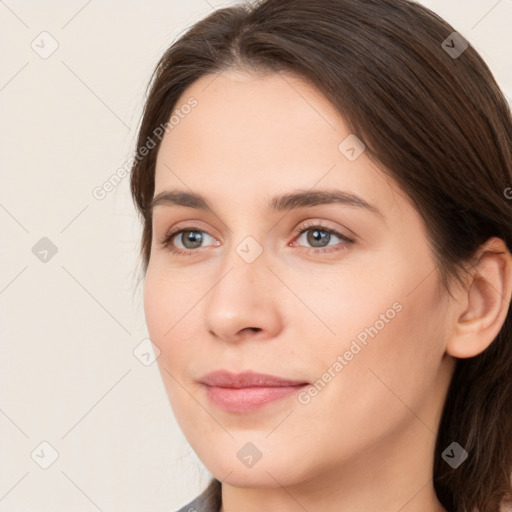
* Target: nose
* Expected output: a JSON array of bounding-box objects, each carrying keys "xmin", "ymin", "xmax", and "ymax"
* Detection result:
[{"xmin": 203, "ymin": 244, "xmax": 283, "ymax": 343}]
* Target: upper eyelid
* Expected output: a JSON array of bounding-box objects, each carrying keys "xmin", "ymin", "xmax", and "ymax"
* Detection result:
[
  {"xmin": 165, "ymin": 221, "xmax": 342, "ymax": 236},
  {"xmin": 164, "ymin": 222, "xmax": 217, "ymax": 240}
]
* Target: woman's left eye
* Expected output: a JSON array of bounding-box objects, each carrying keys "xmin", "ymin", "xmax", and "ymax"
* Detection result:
[
  {"xmin": 159, "ymin": 223, "xmax": 354, "ymax": 255},
  {"xmin": 291, "ymin": 223, "xmax": 354, "ymax": 254}
]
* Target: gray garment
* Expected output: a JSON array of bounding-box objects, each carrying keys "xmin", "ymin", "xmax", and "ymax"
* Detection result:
[{"xmin": 174, "ymin": 479, "xmax": 222, "ymax": 512}]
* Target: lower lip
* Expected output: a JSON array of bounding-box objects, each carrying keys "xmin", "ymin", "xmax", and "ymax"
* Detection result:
[{"xmin": 203, "ymin": 384, "xmax": 308, "ymax": 412}]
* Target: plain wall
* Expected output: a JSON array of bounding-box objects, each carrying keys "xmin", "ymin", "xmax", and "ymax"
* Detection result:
[{"xmin": 1, "ymin": 1, "xmax": 511, "ymax": 510}]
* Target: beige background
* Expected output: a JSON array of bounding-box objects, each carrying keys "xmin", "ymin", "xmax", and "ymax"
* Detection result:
[{"xmin": 0, "ymin": 1, "xmax": 511, "ymax": 511}]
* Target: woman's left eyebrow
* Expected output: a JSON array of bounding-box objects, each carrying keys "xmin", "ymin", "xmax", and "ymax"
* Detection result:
[
  {"xmin": 150, "ymin": 188, "xmax": 384, "ymax": 220},
  {"xmin": 268, "ymin": 189, "xmax": 384, "ymax": 220}
]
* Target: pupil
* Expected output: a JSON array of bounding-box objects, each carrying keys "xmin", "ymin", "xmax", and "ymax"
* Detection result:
[
  {"xmin": 308, "ymin": 229, "xmax": 329, "ymax": 247},
  {"xmin": 183, "ymin": 230, "xmax": 203, "ymax": 249}
]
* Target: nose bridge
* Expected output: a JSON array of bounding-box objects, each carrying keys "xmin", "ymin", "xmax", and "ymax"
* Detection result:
[
  {"xmin": 215, "ymin": 211, "xmax": 268, "ymax": 284},
  {"xmin": 211, "ymin": 233, "xmax": 268, "ymax": 305},
  {"xmin": 203, "ymin": 231, "xmax": 280, "ymax": 340}
]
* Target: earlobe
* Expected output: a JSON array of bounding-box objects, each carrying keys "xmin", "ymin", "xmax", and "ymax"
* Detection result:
[{"xmin": 446, "ymin": 237, "xmax": 512, "ymax": 359}]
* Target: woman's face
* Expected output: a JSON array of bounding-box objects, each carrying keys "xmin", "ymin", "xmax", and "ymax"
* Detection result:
[{"xmin": 144, "ymin": 70, "xmax": 456, "ymax": 494}]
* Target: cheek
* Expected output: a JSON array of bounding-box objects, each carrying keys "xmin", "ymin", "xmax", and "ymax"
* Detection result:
[
  {"xmin": 339, "ymin": 271, "xmax": 446, "ymax": 413},
  {"xmin": 143, "ymin": 269, "xmax": 198, "ymax": 422},
  {"xmin": 143, "ymin": 268, "xmax": 167, "ymax": 340},
  {"xmin": 290, "ymin": 277, "xmax": 446, "ymax": 465},
  {"xmin": 143, "ymin": 268, "xmax": 183, "ymax": 356},
  {"xmin": 143, "ymin": 265, "xmax": 206, "ymax": 375},
  {"xmin": 299, "ymin": 254, "xmax": 446, "ymax": 408},
  {"xmin": 284, "ymin": 261, "xmax": 404, "ymax": 362}
]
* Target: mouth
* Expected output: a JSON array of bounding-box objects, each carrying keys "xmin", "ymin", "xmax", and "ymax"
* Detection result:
[{"xmin": 198, "ymin": 370, "xmax": 309, "ymax": 413}]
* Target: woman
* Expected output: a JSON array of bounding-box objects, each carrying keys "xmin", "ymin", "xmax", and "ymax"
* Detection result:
[{"xmin": 130, "ymin": 0, "xmax": 512, "ymax": 510}]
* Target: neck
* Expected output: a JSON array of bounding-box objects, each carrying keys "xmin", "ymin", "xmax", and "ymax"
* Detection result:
[{"xmin": 219, "ymin": 473, "xmax": 446, "ymax": 512}]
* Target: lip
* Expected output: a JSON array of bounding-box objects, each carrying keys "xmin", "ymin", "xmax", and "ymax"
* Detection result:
[
  {"xmin": 199, "ymin": 370, "xmax": 308, "ymax": 388},
  {"xmin": 199, "ymin": 370, "xmax": 309, "ymax": 413}
]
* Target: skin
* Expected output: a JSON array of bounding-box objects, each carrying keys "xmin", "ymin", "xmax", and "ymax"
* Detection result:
[{"xmin": 143, "ymin": 69, "xmax": 512, "ymax": 512}]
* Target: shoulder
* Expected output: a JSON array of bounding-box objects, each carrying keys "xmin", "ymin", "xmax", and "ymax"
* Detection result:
[{"xmin": 173, "ymin": 478, "xmax": 222, "ymax": 512}]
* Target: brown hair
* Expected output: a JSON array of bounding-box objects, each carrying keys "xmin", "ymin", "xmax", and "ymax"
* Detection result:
[{"xmin": 130, "ymin": 0, "xmax": 512, "ymax": 509}]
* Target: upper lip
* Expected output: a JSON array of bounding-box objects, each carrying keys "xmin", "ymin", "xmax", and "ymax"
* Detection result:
[{"xmin": 199, "ymin": 370, "xmax": 309, "ymax": 388}]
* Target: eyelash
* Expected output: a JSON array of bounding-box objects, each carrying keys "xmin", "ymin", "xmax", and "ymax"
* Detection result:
[{"xmin": 159, "ymin": 221, "xmax": 354, "ymax": 256}]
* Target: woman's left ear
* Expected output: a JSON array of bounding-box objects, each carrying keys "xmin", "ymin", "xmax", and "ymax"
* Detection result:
[{"xmin": 446, "ymin": 237, "xmax": 512, "ymax": 359}]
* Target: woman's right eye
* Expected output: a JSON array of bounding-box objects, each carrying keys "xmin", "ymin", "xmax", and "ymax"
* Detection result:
[{"xmin": 160, "ymin": 228, "xmax": 218, "ymax": 255}]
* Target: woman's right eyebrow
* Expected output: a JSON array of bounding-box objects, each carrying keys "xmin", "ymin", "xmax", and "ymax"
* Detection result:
[
  {"xmin": 150, "ymin": 190, "xmax": 213, "ymax": 214},
  {"xmin": 150, "ymin": 188, "xmax": 384, "ymax": 221}
]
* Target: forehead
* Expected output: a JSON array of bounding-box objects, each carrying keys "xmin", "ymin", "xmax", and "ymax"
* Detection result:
[
  {"xmin": 157, "ymin": 69, "xmax": 344, "ymax": 170},
  {"xmin": 153, "ymin": 70, "xmax": 406, "ymax": 218}
]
